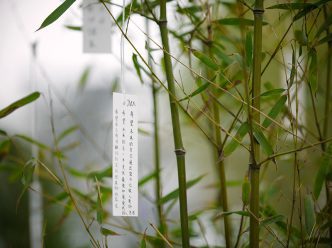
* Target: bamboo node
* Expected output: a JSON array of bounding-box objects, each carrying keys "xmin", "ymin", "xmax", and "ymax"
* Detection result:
[
  {"xmin": 175, "ymin": 148, "xmax": 186, "ymax": 156},
  {"xmin": 249, "ymin": 162, "xmax": 260, "ymax": 170},
  {"xmin": 253, "ymin": 8, "xmax": 264, "ymax": 15}
]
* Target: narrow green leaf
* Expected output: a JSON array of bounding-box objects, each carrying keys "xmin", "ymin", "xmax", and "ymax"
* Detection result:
[
  {"xmin": 260, "ymin": 215, "xmax": 284, "ymax": 227},
  {"xmin": 315, "ymin": 14, "xmax": 332, "ymax": 38},
  {"xmin": 224, "ymin": 122, "xmax": 250, "ymax": 156},
  {"xmin": 179, "ymin": 82, "xmax": 210, "ymax": 101},
  {"xmin": 64, "ymin": 25, "xmax": 81, "ymax": 31},
  {"xmin": 132, "ymin": 53, "xmax": 144, "ymax": 84},
  {"xmin": 140, "ymin": 235, "xmax": 147, "ymax": 248},
  {"xmin": 0, "ymin": 92, "xmax": 40, "ymax": 119},
  {"xmin": 293, "ymin": 0, "xmax": 330, "ymax": 21},
  {"xmin": 309, "ymin": 49, "xmax": 318, "ymax": 93},
  {"xmin": 78, "ymin": 66, "xmax": 91, "ymax": 91},
  {"xmin": 314, "ymin": 143, "xmax": 332, "ymax": 199},
  {"xmin": 37, "ymin": 0, "xmax": 76, "ymax": 31},
  {"xmin": 15, "ymin": 134, "xmax": 51, "ymax": 151},
  {"xmin": 253, "ymin": 127, "xmax": 274, "ymax": 156},
  {"xmin": 262, "ymin": 95, "xmax": 287, "ymax": 128},
  {"xmin": 242, "ymin": 176, "xmax": 250, "ymax": 206},
  {"xmin": 21, "ymin": 159, "xmax": 37, "ymax": 187},
  {"xmin": 304, "ymin": 194, "xmax": 316, "ymax": 235},
  {"xmin": 245, "ymin": 32, "xmax": 253, "ymax": 68},
  {"xmin": 267, "ymin": 3, "xmax": 313, "ymax": 10},
  {"xmin": 88, "ymin": 166, "xmax": 112, "ymax": 180},
  {"xmin": 100, "ymin": 227, "xmax": 120, "ymax": 236},
  {"xmin": 219, "ymin": 210, "xmax": 250, "ymax": 217},
  {"xmin": 139, "ymin": 170, "xmax": 158, "ymax": 187},
  {"xmin": 294, "ymin": 30, "xmax": 308, "ymax": 46},
  {"xmin": 211, "ymin": 45, "xmax": 232, "ymax": 65},
  {"xmin": 315, "ymin": 33, "xmax": 332, "ymax": 46},
  {"xmin": 57, "ymin": 125, "xmax": 79, "ymax": 143},
  {"xmin": 159, "ymin": 175, "xmax": 204, "ymax": 204},
  {"xmin": 0, "ymin": 140, "xmax": 11, "ymax": 161},
  {"xmin": 192, "ymin": 50, "xmax": 219, "ymax": 71},
  {"xmin": 260, "ymin": 88, "xmax": 285, "ymax": 98},
  {"xmin": 289, "ymin": 47, "xmax": 296, "ymax": 86}
]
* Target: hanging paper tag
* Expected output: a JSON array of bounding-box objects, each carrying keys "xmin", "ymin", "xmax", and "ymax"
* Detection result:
[
  {"xmin": 82, "ymin": 0, "xmax": 111, "ymax": 53},
  {"xmin": 112, "ymin": 93, "xmax": 138, "ymax": 216}
]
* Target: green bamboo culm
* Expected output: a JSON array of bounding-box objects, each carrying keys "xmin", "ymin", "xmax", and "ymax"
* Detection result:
[
  {"xmin": 206, "ymin": 11, "xmax": 232, "ymax": 246},
  {"xmin": 249, "ymin": 0, "xmax": 264, "ymax": 247},
  {"xmin": 158, "ymin": 0, "xmax": 190, "ymax": 247},
  {"xmin": 146, "ymin": 18, "xmax": 167, "ymax": 245}
]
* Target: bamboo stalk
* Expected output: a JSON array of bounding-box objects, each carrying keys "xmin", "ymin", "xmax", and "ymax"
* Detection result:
[
  {"xmin": 206, "ymin": 6, "xmax": 231, "ymax": 246},
  {"xmin": 158, "ymin": 0, "xmax": 190, "ymax": 247},
  {"xmin": 323, "ymin": 6, "xmax": 332, "ymax": 244},
  {"xmin": 145, "ymin": 18, "xmax": 167, "ymax": 244},
  {"xmin": 249, "ymin": 0, "xmax": 264, "ymax": 247}
]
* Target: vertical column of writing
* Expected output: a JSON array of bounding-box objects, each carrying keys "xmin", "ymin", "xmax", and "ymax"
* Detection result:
[
  {"xmin": 125, "ymin": 97, "xmax": 138, "ymax": 216},
  {"xmin": 112, "ymin": 100, "xmax": 120, "ymax": 215}
]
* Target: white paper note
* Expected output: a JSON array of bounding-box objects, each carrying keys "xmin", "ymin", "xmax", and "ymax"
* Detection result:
[
  {"xmin": 112, "ymin": 93, "xmax": 138, "ymax": 216},
  {"xmin": 82, "ymin": 0, "xmax": 111, "ymax": 53}
]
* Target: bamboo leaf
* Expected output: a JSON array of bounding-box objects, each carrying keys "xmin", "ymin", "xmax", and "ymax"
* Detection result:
[
  {"xmin": 139, "ymin": 170, "xmax": 158, "ymax": 187},
  {"xmin": 219, "ymin": 210, "xmax": 250, "ymax": 217},
  {"xmin": 289, "ymin": 47, "xmax": 296, "ymax": 86},
  {"xmin": 37, "ymin": 0, "xmax": 76, "ymax": 31},
  {"xmin": 78, "ymin": 66, "xmax": 91, "ymax": 91},
  {"xmin": 192, "ymin": 50, "xmax": 219, "ymax": 71},
  {"xmin": 140, "ymin": 235, "xmax": 147, "ymax": 248},
  {"xmin": 309, "ymin": 49, "xmax": 318, "ymax": 93},
  {"xmin": 304, "ymin": 194, "xmax": 316, "ymax": 235},
  {"xmin": 179, "ymin": 82, "xmax": 210, "ymax": 102},
  {"xmin": 294, "ymin": 30, "xmax": 308, "ymax": 46},
  {"xmin": 214, "ymin": 18, "xmax": 267, "ymax": 26},
  {"xmin": 159, "ymin": 175, "xmax": 204, "ymax": 204},
  {"xmin": 260, "ymin": 88, "xmax": 285, "ymax": 98},
  {"xmin": 15, "ymin": 134, "xmax": 51, "ymax": 151},
  {"xmin": 245, "ymin": 32, "xmax": 253, "ymax": 68},
  {"xmin": 211, "ymin": 44, "xmax": 232, "ymax": 65},
  {"xmin": 242, "ymin": 176, "xmax": 250, "ymax": 206},
  {"xmin": 314, "ymin": 143, "xmax": 332, "ymax": 199},
  {"xmin": 267, "ymin": 3, "xmax": 313, "ymax": 10},
  {"xmin": 64, "ymin": 25, "xmax": 81, "ymax": 31},
  {"xmin": 57, "ymin": 125, "xmax": 79, "ymax": 143},
  {"xmin": 262, "ymin": 95, "xmax": 287, "ymax": 128},
  {"xmin": 0, "ymin": 92, "xmax": 40, "ymax": 119},
  {"xmin": 100, "ymin": 227, "xmax": 120, "ymax": 236},
  {"xmin": 315, "ymin": 33, "xmax": 332, "ymax": 46},
  {"xmin": 132, "ymin": 53, "xmax": 144, "ymax": 84},
  {"xmin": 0, "ymin": 140, "xmax": 11, "ymax": 161},
  {"xmin": 293, "ymin": 0, "xmax": 330, "ymax": 21},
  {"xmin": 315, "ymin": 13, "xmax": 332, "ymax": 38},
  {"xmin": 224, "ymin": 122, "xmax": 250, "ymax": 156},
  {"xmin": 260, "ymin": 215, "xmax": 284, "ymax": 227},
  {"xmin": 253, "ymin": 127, "xmax": 274, "ymax": 156}
]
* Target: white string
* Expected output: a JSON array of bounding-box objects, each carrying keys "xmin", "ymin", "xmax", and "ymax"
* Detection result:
[{"xmin": 120, "ymin": 0, "xmax": 126, "ymax": 94}]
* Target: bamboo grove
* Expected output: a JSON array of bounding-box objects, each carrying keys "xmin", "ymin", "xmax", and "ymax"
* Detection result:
[{"xmin": 1, "ymin": 0, "xmax": 332, "ymax": 247}]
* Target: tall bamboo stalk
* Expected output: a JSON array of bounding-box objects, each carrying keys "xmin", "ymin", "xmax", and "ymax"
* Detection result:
[
  {"xmin": 145, "ymin": 18, "xmax": 167, "ymax": 244},
  {"xmin": 249, "ymin": 0, "xmax": 264, "ymax": 247},
  {"xmin": 206, "ymin": 6, "xmax": 231, "ymax": 246},
  {"xmin": 158, "ymin": 0, "xmax": 190, "ymax": 247},
  {"xmin": 323, "ymin": 6, "xmax": 332, "ymax": 243}
]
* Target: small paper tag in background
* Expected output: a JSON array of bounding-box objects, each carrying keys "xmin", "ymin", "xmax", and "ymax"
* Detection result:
[
  {"xmin": 82, "ymin": 0, "xmax": 111, "ymax": 53},
  {"xmin": 112, "ymin": 93, "xmax": 138, "ymax": 216}
]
